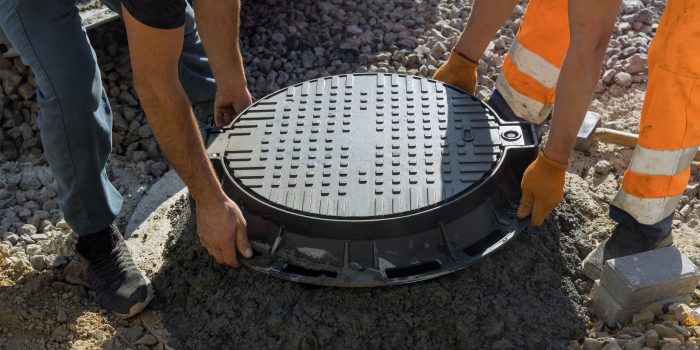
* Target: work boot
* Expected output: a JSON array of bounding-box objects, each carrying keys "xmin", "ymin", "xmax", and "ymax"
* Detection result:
[
  {"xmin": 488, "ymin": 89, "xmax": 546, "ymax": 141},
  {"xmin": 488, "ymin": 89, "xmax": 523, "ymax": 123},
  {"xmin": 75, "ymin": 224, "xmax": 154, "ymax": 318},
  {"xmin": 581, "ymin": 223, "xmax": 673, "ymax": 281}
]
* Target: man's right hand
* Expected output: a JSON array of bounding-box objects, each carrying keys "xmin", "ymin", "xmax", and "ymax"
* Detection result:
[
  {"xmin": 195, "ymin": 193, "xmax": 252, "ymax": 267},
  {"xmin": 433, "ymin": 49, "xmax": 479, "ymax": 95},
  {"xmin": 213, "ymin": 86, "xmax": 253, "ymax": 127},
  {"xmin": 517, "ymin": 151, "xmax": 569, "ymax": 227}
]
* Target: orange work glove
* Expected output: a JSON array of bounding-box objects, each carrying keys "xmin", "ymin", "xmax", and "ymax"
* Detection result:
[
  {"xmin": 517, "ymin": 151, "xmax": 568, "ymax": 227},
  {"xmin": 432, "ymin": 49, "xmax": 478, "ymax": 95}
]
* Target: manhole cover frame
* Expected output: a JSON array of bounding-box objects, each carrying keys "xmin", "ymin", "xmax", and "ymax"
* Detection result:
[{"xmin": 208, "ymin": 73, "xmax": 538, "ymax": 287}]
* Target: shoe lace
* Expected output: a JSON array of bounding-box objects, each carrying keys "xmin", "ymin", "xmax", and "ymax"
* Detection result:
[{"xmin": 88, "ymin": 241, "xmax": 136, "ymax": 292}]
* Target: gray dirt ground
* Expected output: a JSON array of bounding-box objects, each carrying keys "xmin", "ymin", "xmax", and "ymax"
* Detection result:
[{"xmin": 134, "ymin": 173, "xmax": 600, "ymax": 350}]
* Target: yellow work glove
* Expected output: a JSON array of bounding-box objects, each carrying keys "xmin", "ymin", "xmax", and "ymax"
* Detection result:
[
  {"xmin": 516, "ymin": 151, "xmax": 568, "ymax": 227},
  {"xmin": 432, "ymin": 49, "xmax": 478, "ymax": 95}
]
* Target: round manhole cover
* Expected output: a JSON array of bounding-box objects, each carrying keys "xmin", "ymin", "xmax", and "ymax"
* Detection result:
[{"xmin": 208, "ymin": 73, "xmax": 537, "ymax": 287}]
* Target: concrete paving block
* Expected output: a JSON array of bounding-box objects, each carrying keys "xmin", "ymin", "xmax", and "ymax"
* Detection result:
[
  {"xmin": 591, "ymin": 280, "xmax": 623, "ymax": 325},
  {"xmin": 125, "ymin": 169, "xmax": 185, "ymax": 238},
  {"xmin": 591, "ymin": 247, "xmax": 699, "ymax": 326},
  {"xmin": 125, "ymin": 170, "xmax": 188, "ymax": 275},
  {"xmin": 592, "ymin": 280, "xmax": 691, "ymax": 326},
  {"xmin": 600, "ymin": 247, "xmax": 700, "ymax": 306}
]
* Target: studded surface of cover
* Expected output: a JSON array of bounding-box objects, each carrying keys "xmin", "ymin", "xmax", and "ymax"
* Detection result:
[{"xmin": 207, "ymin": 73, "xmax": 538, "ymax": 287}]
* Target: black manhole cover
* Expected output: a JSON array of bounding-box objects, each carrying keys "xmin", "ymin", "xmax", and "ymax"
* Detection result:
[{"xmin": 207, "ymin": 73, "xmax": 538, "ymax": 287}]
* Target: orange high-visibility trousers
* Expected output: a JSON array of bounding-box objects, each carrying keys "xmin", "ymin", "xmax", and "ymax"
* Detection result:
[
  {"xmin": 496, "ymin": 0, "xmax": 570, "ymax": 123},
  {"xmin": 611, "ymin": 0, "xmax": 700, "ymax": 225}
]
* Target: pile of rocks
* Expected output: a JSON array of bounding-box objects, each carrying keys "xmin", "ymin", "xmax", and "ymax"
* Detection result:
[
  {"xmin": 0, "ymin": 218, "xmax": 165, "ymax": 349},
  {"xmin": 0, "ymin": 55, "xmax": 40, "ymax": 162},
  {"xmin": 0, "ymin": 26, "xmax": 160, "ymax": 165},
  {"xmin": 570, "ymin": 302, "xmax": 700, "ymax": 350},
  {"xmin": 0, "ymin": 0, "xmax": 668, "ymax": 166},
  {"xmin": 598, "ymin": 0, "xmax": 664, "ymax": 97},
  {"xmin": 676, "ymin": 183, "xmax": 700, "ymax": 229},
  {"xmin": 237, "ymin": 0, "xmax": 513, "ymax": 101},
  {"xmin": 0, "ymin": 162, "xmax": 60, "ymax": 235},
  {"xmin": 0, "ymin": 21, "xmax": 169, "ymax": 247},
  {"xmin": 0, "ymin": 156, "xmax": 167, "ymax": 238},
  {"xmin": 0, "ymin": 220, "xmax": 71, "ymax": 274}
]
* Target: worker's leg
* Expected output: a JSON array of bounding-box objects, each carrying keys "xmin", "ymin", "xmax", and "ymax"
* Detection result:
[
  {"xmin": 0, "ymin": 0, "xmax": 121, "ymax": 234},
  {"xmin": 178, "ymin": 3, "xmax": 216, "ymax": 107},
  {"xmin": 101, "ymin": 0, "xmax": 216, "ymax": 127},
  {"xmin": 583, "ymin": 0, "xmax": 700, "ymax": 280},
  {"xmin": 493, "ymin": 0, "xmax": 570, "ymax": 123},
  {"xmin": 179, "ymin": 2, "xmax": 218, "ymax": 130},
  {"xmin": 610, "ymin": 0, "xmax": 700, "ymax": 234}
]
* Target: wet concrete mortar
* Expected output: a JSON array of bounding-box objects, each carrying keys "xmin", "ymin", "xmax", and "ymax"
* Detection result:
[{"xmin": 134, "ymin": 172, "xmax": 598, "ymax": 350}]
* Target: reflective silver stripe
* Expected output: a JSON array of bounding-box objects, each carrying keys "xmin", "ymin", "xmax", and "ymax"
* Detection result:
[
  {"xmin": 495, "ymin": 76, "xmax": 552, "ymax": 124},
  {"xmin": 508, "ymin": 38, "xmax": 560, "ymax": 89},
  {"xmin": 629, "ymin": 144, "xmax": 698, "ymax": 176},
  {"xmin": 610, "ymin": 188, "xmax": 681, "ymax": 225}
]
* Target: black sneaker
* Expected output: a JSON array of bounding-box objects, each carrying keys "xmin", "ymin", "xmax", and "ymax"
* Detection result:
[
  {"xmin": 75, "ymin": 224, "xmax": 154, "ymax": 318},
  {"xmin": 582, "ymin": 223, "xmax": 673, "ymax": 281}
]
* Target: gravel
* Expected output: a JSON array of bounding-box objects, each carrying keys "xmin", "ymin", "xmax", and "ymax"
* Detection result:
[
  {"xmin": 614, "ymin": 72, "xmax": 633, "ymax": 87},
  {"xmin": 1, "ymin": 0, "xmax": 699, "ymax": 349}
]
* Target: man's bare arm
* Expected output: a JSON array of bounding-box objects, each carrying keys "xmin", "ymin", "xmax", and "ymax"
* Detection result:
[
  {"xmin": 193, "ymin": 0, "xmax": 251, "ymax": 126},
  {"xmin": 544, "ymin": 0, "xmax": 621, "ymax": 163},
  {"xmin": 121, "ymin": 6, "xmax": 251, "ymax": 267},
  {"xmin": 455, "ymin": 0, "xmax": 519, "ymax": 60},
  {"xmin": 516, "ymin": 0, "xmax": 621, "ymax": 225}
]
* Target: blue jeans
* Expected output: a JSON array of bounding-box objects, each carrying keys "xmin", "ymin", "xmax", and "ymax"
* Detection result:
[{"xmin": 0, "ymin": 0, "xmax": 216, "ymax": 235}]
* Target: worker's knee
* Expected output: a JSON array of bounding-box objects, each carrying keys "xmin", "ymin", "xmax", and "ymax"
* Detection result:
[
  {"xmin": 44, "ymin": 57, "xmax": 103, "ymax": 117},
  {"xmin": 592, "ymin": 37, "xmax": 610, "ymax": 59},
  {"xmin": 568, "ymin": 29, "xmax": 612, "ymax": 62},
  {"xmin": 569, "ymin": 16, "xmax": 616, "ymax": 60}
]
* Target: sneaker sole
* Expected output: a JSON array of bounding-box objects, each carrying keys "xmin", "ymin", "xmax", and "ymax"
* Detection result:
[{"xmin": 114, "ymin": 276, "xmax": 155, "ymax": 319}]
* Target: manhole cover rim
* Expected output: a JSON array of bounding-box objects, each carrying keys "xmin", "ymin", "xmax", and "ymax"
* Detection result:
[
  {"xmin": 213, "ymin": 145, "xmax": 532, "ymax": 240},
  {"xmin": 211, "ymin": 73, "xmax": 530, "ymax": 224}
]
